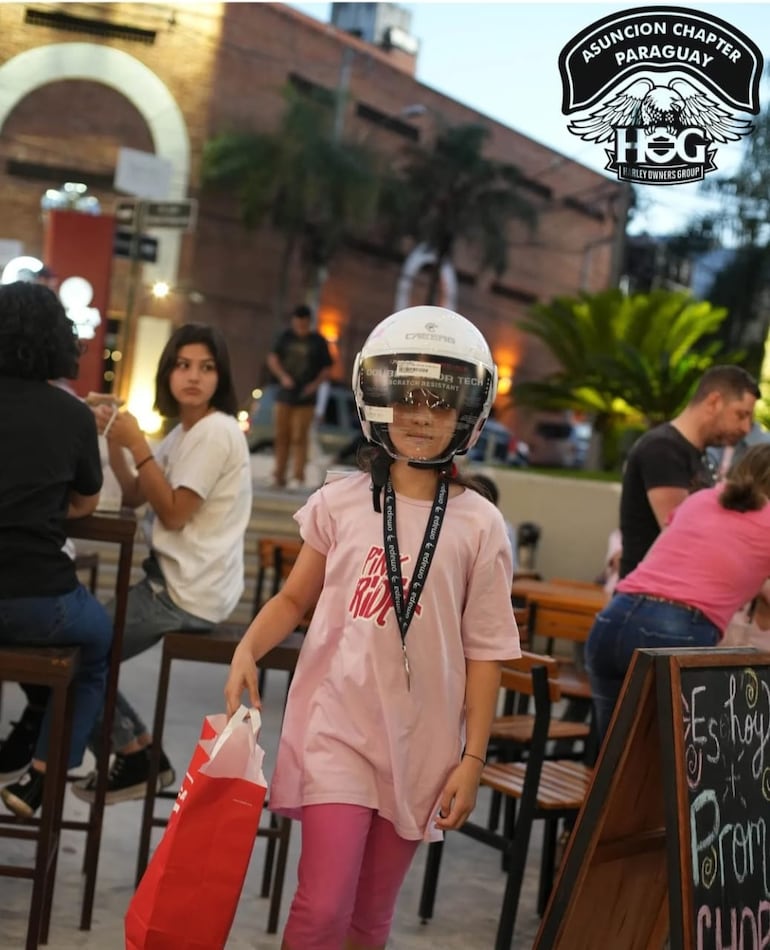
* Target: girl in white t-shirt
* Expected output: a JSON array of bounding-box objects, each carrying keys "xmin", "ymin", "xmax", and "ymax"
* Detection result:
[
  {"xmin": 71, "ymin": 323, "xmax": 252, "ymax": 806},
  {"xmin": 226, "ymin": 306, "xmax": 520, "ymax": 950}
]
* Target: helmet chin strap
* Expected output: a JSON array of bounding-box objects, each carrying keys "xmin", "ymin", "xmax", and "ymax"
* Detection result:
[
  {"xmin": 407, "ymin": 457, "xmax": 454, "ymax": 471},
  {"xmin": 370, "ymin": 449, "xmax": 392, "ymax": 514},
  {"xmin": 370, "ymin": 449, "xmax": 455, "ymax": 513}
]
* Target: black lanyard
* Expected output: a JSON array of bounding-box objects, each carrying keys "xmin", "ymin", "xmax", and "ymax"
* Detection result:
[{"xmin": 383, "ymin": 476, "xmax": 449, "ymax": 690}]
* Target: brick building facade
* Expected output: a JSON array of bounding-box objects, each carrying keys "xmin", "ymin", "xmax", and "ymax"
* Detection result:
[{"xmin": 0, "ymin": 2, "xmax": 622, "ymax": 435}]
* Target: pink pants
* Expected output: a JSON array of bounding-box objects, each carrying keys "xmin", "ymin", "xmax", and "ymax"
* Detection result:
[{"xmin": 282, "ymin": 804, "xmax": 421, "ymax": 949}]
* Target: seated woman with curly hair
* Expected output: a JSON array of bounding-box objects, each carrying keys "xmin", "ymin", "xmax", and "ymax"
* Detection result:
[{"xmin": 0, "ymin": 280, "xmax": 112, "ymax": 817}]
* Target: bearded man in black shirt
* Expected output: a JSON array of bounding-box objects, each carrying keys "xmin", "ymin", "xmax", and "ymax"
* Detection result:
[{"xmin": 619, "ymin": 365, "xmax": 760, "ymax": 579}]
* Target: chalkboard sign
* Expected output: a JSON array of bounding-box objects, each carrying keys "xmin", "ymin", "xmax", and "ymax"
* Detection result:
[
  {"xmin": 657, "ymin": 651, "xmax": 770, "ymax": 950},
  {"xmin": 535, "ymin": 648, "xmax": 770, "ymax": 950}
]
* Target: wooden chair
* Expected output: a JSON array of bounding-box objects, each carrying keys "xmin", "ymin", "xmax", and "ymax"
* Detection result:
[
  {"xmin": 486, "ymin": 652, "xmax": 590, "ymax": 832},
  {"xmin": 490, "ymin": 654, "xmax": 591, "ymax": 751},
  {"xmin": 0, "ymin": 553, "xmax": 100, "ymax": 723},
  {"xmin": 549, "ymin": 578, "xmax": 604, "ymax": 591},
  {"xmin": 0, "ymin": 514, "xmax": 134, "ymax": 947},
  {"xmin": 513, "ymin": 604, "xmax": 530, "ymax": 651},
  {"xmin": 135, "ymin": 627, "xmax": 304, "ymax": 934},
  {"xmin": 419, "ymin": 655, "xmax": 593, "ymax": 950},
  {"xmin": 73, "ymin": 552, "xmax": 99, "ymax": 595},
  {"xmin": 0, "ymin": 646, "xmax": 80, "ymax": 950},
  {"xmin": 253, "ymin": 537, "xmax": 303, "ymax": 616},
  {"xmin": 253, "ymin": 537, "xmax": 312, "ymax": 696}
]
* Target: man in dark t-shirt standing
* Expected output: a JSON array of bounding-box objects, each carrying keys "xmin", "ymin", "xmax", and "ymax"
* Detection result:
[
  {"xmin": 267, "ymin": 304, "xmax": 333, "ymax": 488},
  {"xmin": 619, "ymin": 365, "xmax": 759, "ymax": 578}
]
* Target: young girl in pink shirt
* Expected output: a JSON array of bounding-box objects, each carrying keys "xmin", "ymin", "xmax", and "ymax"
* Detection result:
[{"xmin": 225, "ymin": 305, "xmax": 520, "ymax": 950}]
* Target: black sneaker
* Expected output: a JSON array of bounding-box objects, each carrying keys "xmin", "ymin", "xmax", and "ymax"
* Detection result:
[
  {"xmin": 71, "ymin": 747, "xmax": 175, "ymax": 805},
  {"xmin": 0, "ymin": 706, "xmax": 44, "ymax": 781},
  {"xmin": 1, "ymin": 766, "xmax": 45, "ymax": 818}
]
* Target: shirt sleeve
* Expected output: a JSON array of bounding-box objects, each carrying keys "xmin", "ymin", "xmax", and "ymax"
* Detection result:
[
  {"xmin": 294, "ymin": 488, "xmax": 334, "ymax": 555},
  {"xmin": 72, "ymin": 403, "xmax": 103, "ymax": 496},
  {"xmin": 315, "ymin": 334, "xmax": 333, "ymax": 369},
  {"xmin": 461, "ymin": 511, "xmax": 520, "ymax": 661},
  {"xmin": 638, "ymin": 436, "xmax": 693, "ymax": 491},
  {"xmin": 271, "ymin": 330, "xmax": 288, "ymax": 358}
]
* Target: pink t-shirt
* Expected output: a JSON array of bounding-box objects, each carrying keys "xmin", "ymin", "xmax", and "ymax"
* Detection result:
[
  {"xmin": 268, "ymin": 471, "xmax": 520, "ymax": 841},
  {"xmin": 618, "ymin": 486, "xmax": 770, "ymax": 631}
]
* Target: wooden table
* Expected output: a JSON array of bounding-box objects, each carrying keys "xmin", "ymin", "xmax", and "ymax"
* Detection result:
[
  {"xmin": 511, "ymin": 579, "xmax": 608, "ymax": 646},
  {"xmin": 64, "ymin": 510, "xmax": 136, "ymax": 929}
]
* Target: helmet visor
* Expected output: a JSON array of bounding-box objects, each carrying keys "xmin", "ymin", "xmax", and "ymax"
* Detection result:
[{"xmin": 358, "ymin": 353, "xmax": 494, "ymax": 462}]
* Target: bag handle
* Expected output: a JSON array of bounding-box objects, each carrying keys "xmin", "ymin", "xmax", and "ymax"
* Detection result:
[{"xmin": 210, "ymin": 705, "xmax": 261, "ymax": 759}]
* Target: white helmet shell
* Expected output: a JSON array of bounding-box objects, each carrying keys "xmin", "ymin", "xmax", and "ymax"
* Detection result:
[{"xmin": 352, "ymin": 305, "xmax": 498, "ymax": 464}]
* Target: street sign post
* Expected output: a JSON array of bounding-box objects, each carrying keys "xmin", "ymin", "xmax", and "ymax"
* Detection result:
[
  {"xmin": 113, "ymin": 229, "xmax": 158, "ymax": 263},
  {"xmin": 115, "ymin": 200, "xmax": 139, "ymax": 230},
  {"xmin": 142, "ymin": 199, "xmax": 198, "ymax": 230},
  {"xmin": 112, "ymin": 198, "xmax": 198, "ymax": 232},
  {"xmin": 111, "ymin": 195, "xmax": 196, "ymax": 400}
]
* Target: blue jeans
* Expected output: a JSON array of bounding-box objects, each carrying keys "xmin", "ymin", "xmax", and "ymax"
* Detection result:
[
  {"xmin": 93, "ymin": 576, "xmax": 214, "ymax": 752},
  {"xmin": 0, "ymin": 586, "xmax": 112, "ymax": 768},
  {"xmin": 585, "ymin": 593, "xmax": 720, "ymax": 745}
]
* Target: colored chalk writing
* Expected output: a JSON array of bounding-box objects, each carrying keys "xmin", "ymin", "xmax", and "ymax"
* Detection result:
[{"xmin": 680, "ymin": 665, "xmax": 770, "ymax": 950}]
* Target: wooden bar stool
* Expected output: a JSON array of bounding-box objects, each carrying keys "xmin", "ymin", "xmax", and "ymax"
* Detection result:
[
  {"xmin": 253, "ymin": 538, "xmax": 303, "ymax": 616},
  {"xmin": 135, "ymin": 627, "xmax": 304, "ymax": 934},
  {"xmin": 64, "ymin": 511, "xmax": 135, "ymax": 931},
  {"xmin": 254, "ymin": 538, "xmax": 307, "ymax": 696},
  {"xmin": 0, "ymin": 646, "xmax": 80, "ymax": 950},
  {"xmin": 73, "ymin": 552, "xmax": 99, "ymax": 595}
]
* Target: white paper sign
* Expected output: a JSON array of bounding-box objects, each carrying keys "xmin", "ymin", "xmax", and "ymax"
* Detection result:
[{"xmin": 114, "ymin": 147, "xmax": 172, "ymax": 200}]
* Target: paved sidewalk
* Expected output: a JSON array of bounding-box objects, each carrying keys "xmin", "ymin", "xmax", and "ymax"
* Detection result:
[
  {"xmin": 0, "ymin": 447, "xmax": 547, "ymax": 948},
  {"xmin": 0, "ymin": 643, "xmax": 546, "ymax": 948}
]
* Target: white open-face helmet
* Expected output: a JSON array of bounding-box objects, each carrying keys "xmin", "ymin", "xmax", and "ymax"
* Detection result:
[{"xmin": 352, "ymin": 305, "xmax": 498, "ymax": 465}]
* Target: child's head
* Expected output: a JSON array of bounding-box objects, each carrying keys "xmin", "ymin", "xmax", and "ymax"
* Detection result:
[
  {"xmin": 0, "ymin": 281, "xmax": 80, "ymax": 380},
  {"xmin": 352, "ymin": 306, "xmax": 497, "ymax": 466},
  {"xmin": 155, "ymin": 323, "xmax": 238, "ymax": 418}
]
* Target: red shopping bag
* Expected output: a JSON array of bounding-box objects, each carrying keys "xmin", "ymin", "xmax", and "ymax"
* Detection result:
[{"xmin": 125, "ymin": 707, "xmax": 267, "ymax": 950}]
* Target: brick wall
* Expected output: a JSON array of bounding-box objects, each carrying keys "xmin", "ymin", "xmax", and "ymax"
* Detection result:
[{"xmin": 0, "ymin": 1, "xmax": 620, "ymax": 436}]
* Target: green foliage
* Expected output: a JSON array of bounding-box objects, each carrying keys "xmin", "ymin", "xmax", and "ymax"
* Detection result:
[
  {"xmin": 692, "ymin": 90, "xmax": 770, "ymax": 363},
  {"xmin": 201, "ymin": 86, "xmax": 381, "ymax": 315},
  {"xmin": 513, "ymin": 288, "xmax": 735, "ymax": 467},
  {"xmin": 701, "ymin": 106, "xmax": 770, "ymax": 246},
  {"xmin": 704, "ymin": 246, "xmax": 770, "ymax": 374},
  {"xmin": 381, "ymin": 122, "xmax": 536, "ymax": 303}
]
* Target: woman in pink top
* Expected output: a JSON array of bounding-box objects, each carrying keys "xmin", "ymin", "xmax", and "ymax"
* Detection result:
[
  {"xmin": 586, "ymin": 443, "xmax": 770, "ymax": 744},
  {"xmin": 225, "ymin": 305, "xmax": 519, "ymax": 950}
]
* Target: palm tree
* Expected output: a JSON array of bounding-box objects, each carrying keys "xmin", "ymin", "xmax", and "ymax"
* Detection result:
[
  {"xmin": 201, "ymin": 86, "xmax": 381, "ymax": 323},
  {"xmin": 381, "ymin": 121, "xmax": 537, "ymax": 305},
  {"xmin": 512, "ymin": 288, "xmax": 733, "ymax": 468}
]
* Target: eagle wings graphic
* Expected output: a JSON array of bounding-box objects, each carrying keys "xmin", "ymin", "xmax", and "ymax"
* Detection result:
[{"xmin": 568, "ymin": 77, "xmax": 753, "ymax": 144}]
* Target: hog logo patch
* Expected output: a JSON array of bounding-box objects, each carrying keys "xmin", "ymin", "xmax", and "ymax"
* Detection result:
[{"xmin": 559, "ymin": 7, "xmax": 763, "ymax": 184}]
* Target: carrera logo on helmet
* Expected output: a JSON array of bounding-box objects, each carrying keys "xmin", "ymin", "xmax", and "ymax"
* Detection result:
[
  {"xmin": 424, "ymin": 322, "xmax": 438, "ymax": 332},
  {"xmin": 405, "ymin": 332, "xmax": 456, "ymax": 344}
]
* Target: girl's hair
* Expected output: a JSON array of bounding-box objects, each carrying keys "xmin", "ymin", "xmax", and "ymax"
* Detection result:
[
  {"xmin": 0, "ymin": 281, "xmax": 80, "ymax": 380},
  {"xmin": 357, "ymin": 443, "xmax": 491, "ymax": 498},
  {"xmin": 719, "ymin": 443, "xmax": 770, "ymax": 512},
  {"xmin": 469, "ymin": 472, "xmax": 500, "ymax": 505},
  {"xmin": 155, "ymin": 323, "xmax": 238, "ymax": 418}
]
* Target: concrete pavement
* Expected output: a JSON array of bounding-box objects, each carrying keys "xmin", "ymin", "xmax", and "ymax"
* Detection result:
[{"xmin": 0, "ymin": 446, "xmax": 549, "ymax": 948}]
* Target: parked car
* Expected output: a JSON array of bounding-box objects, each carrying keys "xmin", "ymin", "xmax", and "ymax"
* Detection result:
[
  {"xmin": 467, "ymin": 419, "xmax": 526, "ymax": 466},
  {"xmin": 245, "ymin": 382, "xmax": 361, "ymax": 455},
  {"xmin": 526, "ymin": 416, "xmax": 580, "ymax": 468}
]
